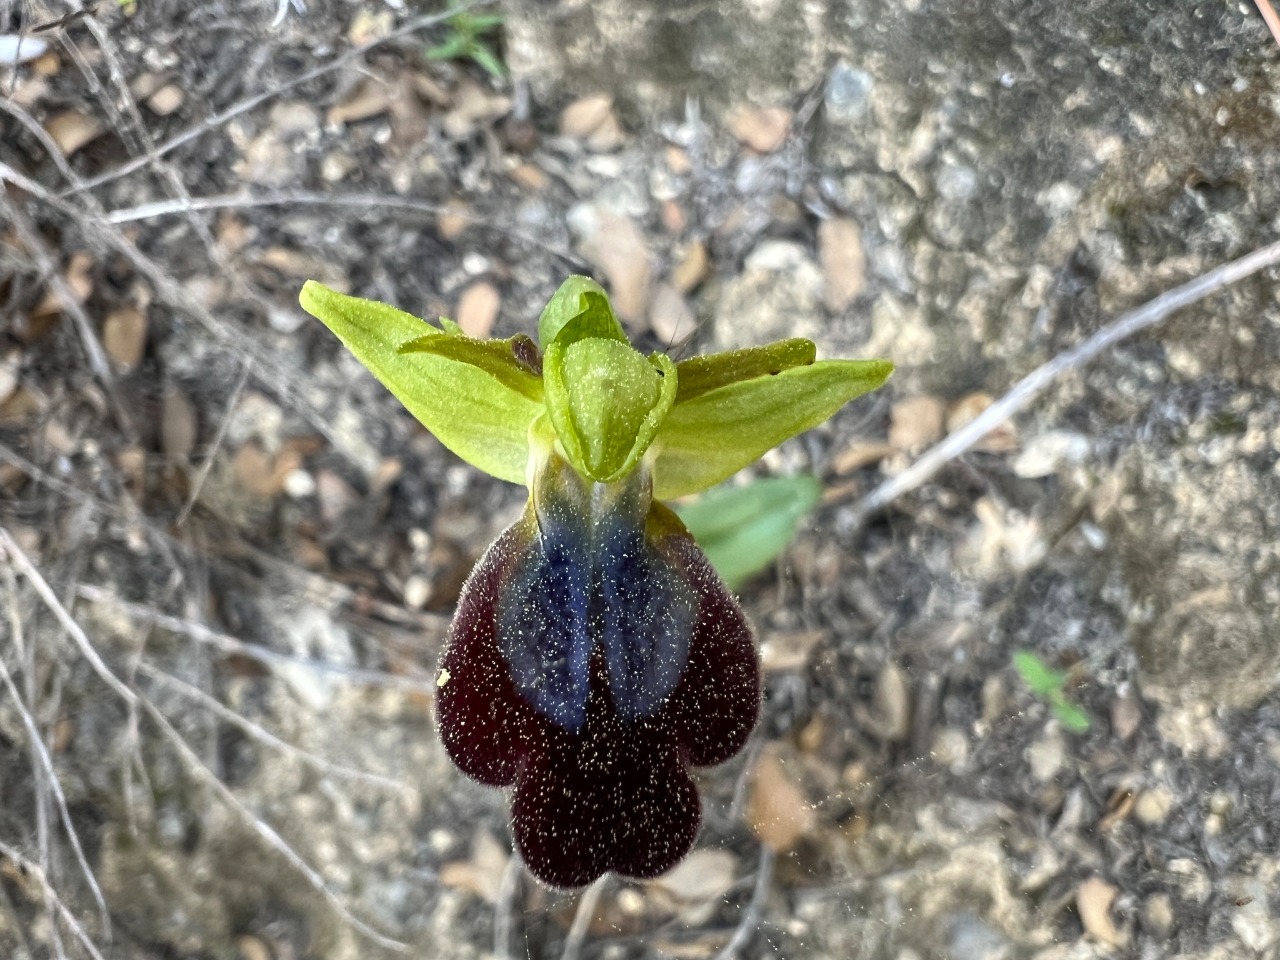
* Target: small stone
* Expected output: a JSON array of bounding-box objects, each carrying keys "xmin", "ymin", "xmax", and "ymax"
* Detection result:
[
  {"xmin": 1077, "ymin": 877, "xmax": 1125, "ymax": 947},
  {"xmin": 1141, "ymin": 893, "xmax": 1175, "ymax": 939},
  {"xmin": 283, "ymin": 469, "xmax": 316, "ymax": 498},
  {"xmin": 161, "ymin": 387, "xmax": 197, "ymax": 463},
  {"xmin": 146, "ymin": 85, "xmax": 184, "ymax": 116},
  {"xmin": 930, "ymin": 728, "xmax": 969, "ymax": 771},
  {"xmin": 818, "ymin": 217, "xmax": 866, "ymax": 312},
  {"xmin": 727, "ymin": 105, "xmax": 792, "ymax": 153},
  {"xmin": 889, "ymin": 396, "xmax": 946, "ymax": 452},
  {"xmin": 1025, "ymin": 728, "xmax": 1065, "ymax": 783},
  {"xmin": 1133, "ymin": 786, "xmax": 1174, "ymax": 824},
  {"xmin": 403, "ymin": 574, "xmax": 432, "ymax": 611},
  {"xmin": 1013, "ymin": 431, "xmax": 1091, "ymax": 478},
  {"xmin": 45, "ymin": 110, "xmax": 105, "ymax": 156},
  {"xmin": 102, "ymin": 306, "xmax": 148, "ymax": 370}
]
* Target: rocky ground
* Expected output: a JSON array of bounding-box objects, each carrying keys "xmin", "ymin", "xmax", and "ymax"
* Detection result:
[{"xmin": 2, "ymin": 1, "xmax": 1280, "ymax": 958}]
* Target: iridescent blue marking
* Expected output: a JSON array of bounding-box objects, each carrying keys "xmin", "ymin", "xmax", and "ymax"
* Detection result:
[
  {"xmin": 496, "ymin": 458, "xmax": 698, "ymax": 734},
  {"xmin": 497, "ymin": 518, "xmax": 593, "ymax": 734},
  {"xmin": 597, "ymin": 519, "xmax": 695, "ymax": 722}
]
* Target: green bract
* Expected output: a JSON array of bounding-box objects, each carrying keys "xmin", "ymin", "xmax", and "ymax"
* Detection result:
[{"xmin": 299, "ymin": 276, "xmax": 893, "ymax": 498}]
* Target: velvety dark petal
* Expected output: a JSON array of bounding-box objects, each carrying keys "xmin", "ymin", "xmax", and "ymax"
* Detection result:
[
  {"xmin": 597, "ymin": 513, "xmax": 696, "ymax": 722},
  {"xmin": 436, "ymin": 521, "xmax": 543, "ymax": 787},
  {"xmin": 496, "ymin": 512, "xmax": 593, "ymax": 733},
  {"xmin": 653, "ymin": 506, "xmax": 762, "ymax": 769},
  {"xmin": 511, "ymin": 657, "xmax": 700, "ymax": 888}
]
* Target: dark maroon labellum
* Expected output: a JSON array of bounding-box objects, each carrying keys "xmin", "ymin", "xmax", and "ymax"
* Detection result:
[{"xmin": 435, "ymin": 458, "xmax": 761, "ymax": 888}]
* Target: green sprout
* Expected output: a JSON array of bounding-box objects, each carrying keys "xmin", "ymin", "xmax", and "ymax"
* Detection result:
[
  {"xmin": 675, "ymin": 476, "xmax": 821, "ymax": 590},
  {"xmin": 1013, "ymin": 651, "xmax": 1090, "ymax": 733},
  {"xmin": 426, "ymin": 3, "xmax": 506, "ymax": 80}
]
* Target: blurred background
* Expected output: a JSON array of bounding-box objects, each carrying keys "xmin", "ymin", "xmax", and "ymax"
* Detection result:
[{"xmin": 2, "ymin": 1, "xmax": 1280, "ymax": 957}]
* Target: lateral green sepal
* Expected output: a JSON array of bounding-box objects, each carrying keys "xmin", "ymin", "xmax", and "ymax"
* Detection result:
[
  {"xmin": 399, "ymin": 333, "xmax": 544, "ymax": 402},
  {"xmin": 299, "ymin": 280, "xmax": 539, "ymax": 485},
  {"xmin": 651, "ymin": 358, "xmax": 893, "ymax": 499}
]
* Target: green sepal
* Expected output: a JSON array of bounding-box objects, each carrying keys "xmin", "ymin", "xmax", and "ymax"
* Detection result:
[
  {"xmin": 674, "ymin": 475, "xmax": 822, "ymax": 589},
  {"xmin": 537, "ymin": 275, "xmax": 627, "ymax": 348},
  {"xmin": 399, "ymin": 333, "xmax": 544, "ymax": 402},
  {"xmin": 651, "ymin": 358, "xmax": 893, "ymax": 499},
  {"xmin": 299, "ymin": 281, "xmax": 540, "ymax": 485},
  {"xmin": 675, "ymin": 338, "xmax": 817, "ymax": 402},
  {"xmin": 543, "ymin": 338, "xmax": 677, "ymax": 482}
]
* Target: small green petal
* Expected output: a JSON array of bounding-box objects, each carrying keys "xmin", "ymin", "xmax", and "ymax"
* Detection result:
[
  {"xmin": 675, "ymin": 338, "xmax": 816, "ymax": 402},
  {"xmin": 399, "ymin": 333, "xmax": 543, "ymax": 402},
  {"xmin": 300, "ymin": 281, "xmax": 540, "ymax": 485},
  {"xmin": 544, "ymin": 338, "xmax": 677, "ymax": 482},
  {"xmin": 651, "ymin": 358, "xmax": 893, "ymax": 499},
  {"xmin": 537, "ymin": 276, "xmax": 627, "ymax": 348}
]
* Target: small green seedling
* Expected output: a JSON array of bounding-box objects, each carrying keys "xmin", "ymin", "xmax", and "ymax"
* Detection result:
[
  {"xmin": 1013, "ymin": 650, "xmax": 1090, "ymax": 733},
  {"xmin": 426, "ymin": 3, "xmax": 505, "ymax": 80},
  {"xmin": 674, "ymin": 475, "xmax": 822, "ymax": 590}
]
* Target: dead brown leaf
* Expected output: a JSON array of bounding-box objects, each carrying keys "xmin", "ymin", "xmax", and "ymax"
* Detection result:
[
  {"xmin": 648, "ymin": 849, "xmax": 738, "ymax": 903},
  {"xmin": 45, "ymin": 110, "xmax": 105, "ymax": 156},
  {"xmin": 946, "ymin": 392, "xmax": 1019, "ymax": 453},
  {"xmin": 326, "ymin": 77, "xmax": 391, "ymax": 126},
  {"xmin": 746, "ymin": 742, "xmax": 816, "ymax": 852},
  {"xmin": 575, "ymin": 208, "xmax": 652, "ymax": 324},
  {"xmin": 832, "ymin": 441, "xmax": 895, "ymax": 475},
  {"xmin": 818, "ymin": 217, "xmax": 866, "ymax": 312},
  {"xmin": 671, "ymin": 240, "xmax": 709, "ymax": 294},
  {"xmin": 455, "ymin": 281, "xmax": 501, "ymax": 339},
  {"xmin": 1077, "ymin": 876, "xmax": 1126, "ymax": 947},
  {"xmin": 439, "ymin": 830, "xmax": 510, "ymax": 904},
  {"xmin": 102, "ymin": 306, "xmax": 148, "ymax": 370},
  {"xmin": 888, "ymin": 395, "xmax": 946, "ymax": 452},
  {"xmin": 727, "ymin": 105, "xmax": 792, "ymax": 153},
  {"xmin": 161, "ymin": 387, "xmax": 197, "ymax": 463},
  {"xmin": 648, "ymin": 283, "xmax": 693, "ymax": 345},
  {"xmin": 559, "ymin": 93, "xmax": 614, "ymax": 138}
]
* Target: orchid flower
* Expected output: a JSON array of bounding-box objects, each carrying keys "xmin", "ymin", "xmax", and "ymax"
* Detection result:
[{"xmin": 299, "ymin": 276, "xmax": 892, "ymax": 888}]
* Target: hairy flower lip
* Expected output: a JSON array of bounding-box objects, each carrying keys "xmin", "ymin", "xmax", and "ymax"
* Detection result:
[{"xmin": 436, "ymin": 493, "xmax": 760, "ymax": 888}]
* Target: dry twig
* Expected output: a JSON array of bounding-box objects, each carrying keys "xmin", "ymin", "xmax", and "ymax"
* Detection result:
[
  {"xmin": 0, "ymin": 840, "xmax": 109, "ymax": 960},
  {"xmin": 846, "ymin": 238, "xmax": 1280, "ymax": 527},
  {"xmin": 560, "ymin": 874, "xmax": 608, "ymax": 960},
  {"xmin": 1255, "ymin": 0, "xmax": 1280, "ymax": 47},
  {"xmin": 714, "ymin": 845, "xmax": 775, "ymax": 960}
]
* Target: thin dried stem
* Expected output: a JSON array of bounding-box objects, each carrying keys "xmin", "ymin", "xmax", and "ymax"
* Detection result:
[
  {"xmin": 847, "ymin": 238, "xmax": 1280, "ymax": 527},
  {"xmin": 135, "ymin": 697, "xmax": 410, "ymax": 952},
  {"xmin": 0, "ymin": 840, "xmax": 109, "ymax": 960},
  {"xmin": 136, "ymin": 661, "xmax": 412, "ymax": 794},
  {"xmin": 0, "ymin": 654, "xmax": 112, "ymax": 936},
  {"xmin": 1256, "ymin": 0, "xmax": 1280, "ymax": 47},
  {"xmin": 175, "ymin": 357, "xmax": 253, "ymax": 528},
  {"xmin": 0, "ymin": 190, "xmax": 136, "ymax": 441},
  {"xmin": 560, "ymin": 874, "xmax": 608, "ymax": 960},
  {"xmin": 0, "ymin": 528, "xmax": 138, "ymax": 708},
  {"xmin": 714, "ymin": 845, "xmax": 774, "ymax": 960},
  {"xmin": 1, "ymin": 161, "xmax": 349, "ymax": 454},
  {"xmin": 102, "ymin": 190, "xmax": 580, "ymax": 266},
  {"xmin": 493, "ymin": 853, "xmax": 523, "ymax": 960},
  {"xmin": 74, "ymin": 584, "xmax": 438, "ymax": 694},
  {"xmin": 60, "ymin": 2, "xmax": 497, "ymax": 197}
]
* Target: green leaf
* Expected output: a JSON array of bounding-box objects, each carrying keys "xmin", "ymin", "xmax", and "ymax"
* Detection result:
[
  {"xmin": 1012, "ymin": 651, "xmax": 1065, "ymax": 697},
  {"xmin": 537, "ymin": 276, "xmax": 627, "ymax": 348},
  {"xmin": 470, "ymin": 42, "xmax": 506, "ymax": 79},
  {"xmin": 1051, "ymin": 696, "xmax": 1091, "ymax": 733},
  {"xmin": 675, "ymin": 339, "xmax": 817, "ymax": 402},
  {"xmin": 426, "ymin": 37, "xmax": 467, "ymax": 60},
  {"xmin": 651, "ymin": 358, "xmax": 893, "ymax": 500},
  {"xmin": 399, "ymin": 333, "xmax": 543, "ymax": 402},
  {"xmin": 543, "ymin": 339, "xmax": 676, "ymax": 482},
  {"xmin": 299, "ymin": 281, "xmax": 540, "ymax": 485},
  {"xmin": 674, "ymin": 476, "xmax": 821, "ymax": 589}
]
